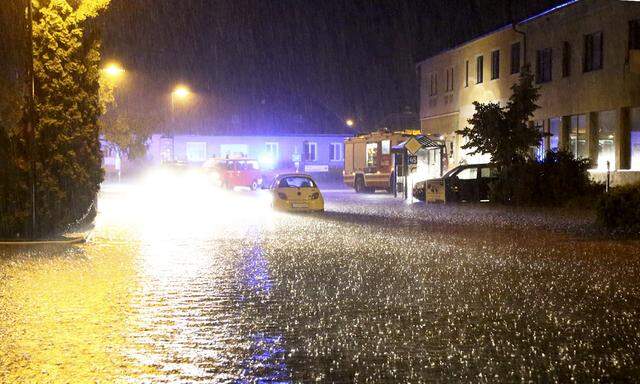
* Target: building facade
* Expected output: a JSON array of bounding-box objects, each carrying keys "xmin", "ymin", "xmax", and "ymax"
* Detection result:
[
  {"xmin": 102, "ymin": 133, "xmax": 351, "ymax": 178},
  {"xmin": 418, "ymin": 0, "xmax": 640, "ymax": 185}
]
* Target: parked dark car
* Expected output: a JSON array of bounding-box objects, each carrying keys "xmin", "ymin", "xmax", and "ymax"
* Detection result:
[{"xmin": 413, "ymin": 163, "xmax": 499, "ymax": 203}]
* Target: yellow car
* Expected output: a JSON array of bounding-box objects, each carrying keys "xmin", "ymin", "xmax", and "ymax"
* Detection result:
[{"xmin": 271, "ymin": 174, "xmax": 324, "ymax": 212}]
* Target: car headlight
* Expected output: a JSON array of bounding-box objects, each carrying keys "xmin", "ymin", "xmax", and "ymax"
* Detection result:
[
  {"xmin": 278, "ymin": 192, "xmax": 288, "ymax": 200},
  {"xmin": 310, "ymin": 192, "xmax": 320, "ymax": 200}
]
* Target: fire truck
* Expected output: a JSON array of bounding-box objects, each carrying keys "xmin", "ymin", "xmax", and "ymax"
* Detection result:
[
  {"xmin": 344, "ymin": 130, "xmax": 448, "ymax": 195},
  {"xmin": 343, "ymin": 130, "xmax": 417, "ymax": 193}
]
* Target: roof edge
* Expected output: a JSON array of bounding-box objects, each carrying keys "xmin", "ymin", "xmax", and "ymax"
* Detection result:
[{"xmin": 416, "ymin": 0, "xmax": 582, "ymax": 65}]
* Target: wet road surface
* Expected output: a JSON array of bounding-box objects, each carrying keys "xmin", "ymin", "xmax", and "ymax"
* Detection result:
[{"xmin": 1, "ymin": 181, "xmax": 640, "ymax": 383}]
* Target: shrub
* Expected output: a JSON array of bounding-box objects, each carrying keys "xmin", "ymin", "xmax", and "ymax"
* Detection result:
[
  {"xmin": 490, "ymin": 149, "xmax": 599, "ymax": 206},
  {"xmin": 597, "ymin": 182, "xmax": 640, "ymax": 234}
]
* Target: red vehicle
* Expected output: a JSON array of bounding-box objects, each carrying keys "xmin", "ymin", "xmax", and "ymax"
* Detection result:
[{"xmin": 203, "ymin": 158, "xmax": 264, "ymax": 190}]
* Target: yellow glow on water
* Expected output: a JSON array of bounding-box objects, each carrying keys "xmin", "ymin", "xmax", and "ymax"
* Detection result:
[
  {"xmin": 0, "ymin": 243, "xmax": 151, "ymax": 383},
  {"xmin": 0, "ymin": 171, "xmax": 278, "ymax": 382}
]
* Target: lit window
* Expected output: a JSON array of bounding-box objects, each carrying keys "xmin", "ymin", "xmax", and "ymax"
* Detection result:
[
  {"xmin": 303, "ymin": 141, "xmax": 317, "ymax": 162},
  {"xmin": 329, "ymin": 143, "xmax": 343, "ymax": 161},
  {"xmin": 366, "ymin": 143, "xmax": 378, "ymax": 168},
  {"xmin": 631, "ymin": 107, "xmax": 640, "ymax": 170},
  {"xmin": 265, "ymin": 142, "xmax": 279, "ymax": 160},
  {"xmin": 549, "ymin": 117, "xmax": 561, "ymax": 150},
  {"xmin": 381, "ymin": 140, "xmax": 391, "ymax": 155},
  {"xmin": 596, "ymin": 111, "xmax": 616, "ymax": 170},
  {"xmin": 569, "ymin": 115, "xmax": 588, "ymax": 159}
]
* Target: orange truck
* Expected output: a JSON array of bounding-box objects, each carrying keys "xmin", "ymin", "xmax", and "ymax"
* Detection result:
[{"xmin": 343, "ymin": 130, "xmax": 419, "ymax": 193}]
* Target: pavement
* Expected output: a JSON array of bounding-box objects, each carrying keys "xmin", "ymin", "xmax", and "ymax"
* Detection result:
[{"xmin": 1, "ymin": 181, "xmax": 639, "ymax": 383}]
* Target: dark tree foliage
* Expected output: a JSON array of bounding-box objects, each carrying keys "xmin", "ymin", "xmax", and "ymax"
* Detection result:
[
  {"xmin": 490, "ymin": 150, "xmax": 598, "ymax": 206},
  {"xmin": 457, "ymin": 67, "xmax": 542, "ymax": 166},
  {"xmin": 598, "ymin": 182, "xmax": 640, "ymax": 234},
  {"xmin": 1, "ymin": 0, "xmax": 108, "ymax": 239}
]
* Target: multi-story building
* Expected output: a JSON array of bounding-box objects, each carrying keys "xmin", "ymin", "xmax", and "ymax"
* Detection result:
[{"xmin": 417, "ymin": 0, "xmax": 640, "ymax": 185}]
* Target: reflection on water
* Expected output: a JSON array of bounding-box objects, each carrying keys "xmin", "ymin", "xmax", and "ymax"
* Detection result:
[
  {"xmin": 0, "ymin": 244, "xmax": 139, "ymax": 383},
  {"xmin": 2, "ymin": 182, "xmax": 640, "ymax": 382}
]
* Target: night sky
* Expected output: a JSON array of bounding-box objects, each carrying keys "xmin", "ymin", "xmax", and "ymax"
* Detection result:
[{"xmin": 99, "ymin": 0, "xmax": 563, "ymax": 133}]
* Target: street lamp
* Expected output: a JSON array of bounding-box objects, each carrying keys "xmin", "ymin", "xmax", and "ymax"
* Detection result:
[
  {"xmin": 172, "ymin": 85, "xmax": 191, "ymax": 101},
  {"xmin": 103, "ymin": 62, "xmax": 125, "ymax": 80},
  {"xmin": 170, "ymin": 84, "xmax": 192, "ymax": 128},
  {"xmin": 346, "ymin": 119, "xmax": 355, "ymax": 127}
]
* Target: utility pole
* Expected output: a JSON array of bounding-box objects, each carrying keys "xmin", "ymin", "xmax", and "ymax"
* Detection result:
[{"xmin": 25, "ymin": 0, "xmax": 37, "ymax": 238}]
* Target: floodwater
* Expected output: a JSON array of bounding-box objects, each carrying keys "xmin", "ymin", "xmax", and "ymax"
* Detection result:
[{"xmin": 1, "ymin": 179, "xmax": 640, "ymax": 383}]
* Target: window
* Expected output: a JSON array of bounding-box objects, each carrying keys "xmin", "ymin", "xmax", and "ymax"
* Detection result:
[
  {"xmin": 562, "ymin": 41, "xmax": 571, "ymax": 77},
  {"xmin": 365, "ymin": 142, "xmax": 378, "ymax": 168},
  {"xmin": 549, "ymin": 117, "xmax": 561, "ymax": 150},
  {"xmin": 510, "ymin": 42, "xmax": 521, "ymax": 74},
  {"xmin": 381, "ymin": 140, "xmax": 391, "ymax": 155},
  {"xmin": 465, "ymin": 60, "xmax": 469, "ymax": 87},
  {"xmin": 429, "ymin": 72, "xmax": 438, "ymax": 96},
  {"xmin": 630, "ymin": 20, "xmax": 640, "ymax": 50},
  {"xmin": 456, "ymin": 167, "xmax": 477, "ymax": 180},
  {"xmin": 533, "ymin": 120, "xmax": 545, "ymax": 160},
  {"xmin": 186, "ymin": 142, "xmax": 207, "ymax": 162},
  {"xmin": 480, "ymin": 167, "xmax": 498, "ymax": 178},
  {"xmin": 491, "ymin": 50, "xmax": 500, "ymax": 80},
  {"xmin": 277, "ymin": 176, "xmax": 317, "ymax": 189},
  {"xmin": 631, "ymin": 107, "xmax": 640, "ymax": 170},
  {"xmin": 329, "ymin": 143, "xmax": 343, "ymax": 161},
  {"xmin": 303, "ymin": 141, "xmax": 317, "ymax": 162},
  {"xmin": 569, "ymin": 114, "xmax": 588, "ymax": 159},
  {"xmin": 265, "ymin": 142, "xmax": 279, "ymax": 160},
  {"xmin": 584, "ymin": 31, "xmax": 603, "ymax": 72},
  {"xmin": 476, "ymin": 56, "xmax": 484, "ymax": 84},
  {"xmin": 445, "ymin": 67, "xmax": 454, "ymax": 92},
  {"xmin": 536, "ymin": 48, "xmax": 553, "ymax": 83},
  {"xmin": 597, "ymin": 110, "xmax": 617, "ymax": 170}
]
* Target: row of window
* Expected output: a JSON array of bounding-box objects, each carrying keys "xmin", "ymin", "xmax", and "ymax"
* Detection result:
[
  {"xmin": 533, "ymin": 109, "xmax": 640, "ymax": 171},
  {"xmin": 536, "ymin": 31, "xmax": 603, "ymax": 83},
  {"xmin": 299, "ymin": 142, "xmax": 344, "ymax": 162},
  {"xmin": 427, "ymin": 20, "xmax": 640, "ymax": 95},
  {"xmin": 183, "ymin": 142, "xmax": 344, "ymax": 162}
]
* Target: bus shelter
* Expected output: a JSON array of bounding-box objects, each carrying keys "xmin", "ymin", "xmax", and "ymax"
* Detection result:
[{"xmin": 391, "ymin": 135, "xmax": 446, "ymax": 199}]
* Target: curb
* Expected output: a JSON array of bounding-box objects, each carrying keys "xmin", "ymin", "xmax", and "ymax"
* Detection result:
[{"xmin": 0, "ymin": 236, "xmax": 87, "ymax": 246}]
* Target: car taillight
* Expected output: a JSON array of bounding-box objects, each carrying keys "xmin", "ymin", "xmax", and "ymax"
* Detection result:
[
  {"xmin": 310, "ymin": 192, "xmax": 320, "ymax": 200},
  {"xmin": 278, "ymin": 192, "xmax": 288, "ymax": 200}
]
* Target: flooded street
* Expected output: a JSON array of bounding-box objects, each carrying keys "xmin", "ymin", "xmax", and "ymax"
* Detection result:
[{"xmin": 1, "ymin": 182, "xmax": 640, "ymax": 383}]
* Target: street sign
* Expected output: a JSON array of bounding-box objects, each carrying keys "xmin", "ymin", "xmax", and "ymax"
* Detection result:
[
  {"xmin": 304, "ymin": 165, "xmax": 329, "ymax": 172},
  {"xmin": 404, "ymin": 137, "xmax": 422, "ymax": 155},
  {"xmin": 407, "ymin": 155, "xmax": 418, "ymax": 165},
  {"xmin": 291, "ymin": 153, "xmax": 301, "ymax": 162}
]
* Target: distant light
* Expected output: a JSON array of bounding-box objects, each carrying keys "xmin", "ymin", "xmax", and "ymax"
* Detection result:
[
  {"xmin": 173, "ymin": 85, "xmax": 191, "ymax": 99},
  {"xmin": 103, "ymin": 62, "xmax": 125, "ymax": 78},
  {"xmin": 346, "ymin": 119, "xmax": 355, "ymax": 127}
]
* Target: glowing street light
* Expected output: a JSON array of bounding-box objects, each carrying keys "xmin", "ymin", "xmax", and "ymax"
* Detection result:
[
  {"xmin": 103, "ymin": 62, "xmax": 125, "ymax": 79},
  {"xmin": 172, "ymin": 85, "xmax": 191, "ymax": 100},
  {"xmin": 170, "ymin": 85, "xmax": 193, "ymax": 126},
  {"xmin": 346, "ymin": 119, "xmax": 355, "ymax": 127}
]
